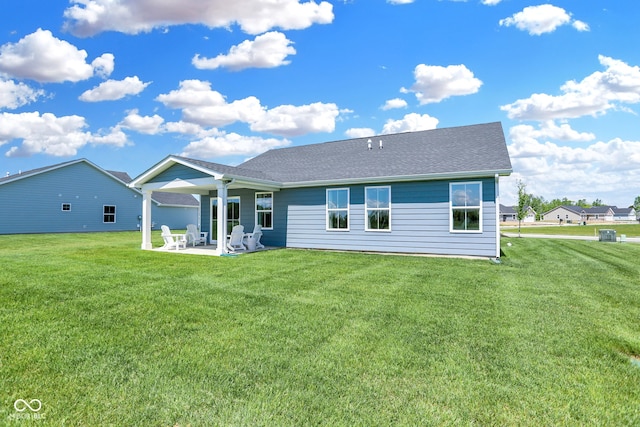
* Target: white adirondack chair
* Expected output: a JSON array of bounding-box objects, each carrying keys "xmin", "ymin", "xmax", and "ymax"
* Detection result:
[
  {"xmin": 186, "ymin": 224, "xmax": 206, "ymax": 246},
  {"xmin": 243, "ymin": 225, "xmax": 265, "ymax": 251},
  {"xmin": 226, "ymin": 225, "xmax": 246, "ymax": 252},
  {"xmin": 161, "ymin": 225, "xmax": 187, "ymax": 250}
]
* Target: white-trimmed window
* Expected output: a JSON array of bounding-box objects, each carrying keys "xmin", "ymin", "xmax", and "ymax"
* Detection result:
[
  {"xmin": 450, "ymin": 182, "xmax": 482, "ymax": 232},
  {"xmin": 256, "ymin": 192, "xmax": 273, "ymax": 230},
  {"xmin": 365, "ymin": 186, "xmax": 391, "ymax": 231},
  {"xmin": 103, "ymin": 205, "xmax": 116, "ymax": 223},
  {"xmin": 327, "ymin": 188, "xmax": 349, "ymax": 230},
  {"xmin": 61, "ymin": 203, "xmax": 71, "ymax": 211}
]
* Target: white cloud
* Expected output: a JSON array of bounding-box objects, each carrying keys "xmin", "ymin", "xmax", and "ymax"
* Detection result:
[
  {"xmin": 501, "ymin": 55, "xmax": 640, "ymax": 120},
  {"xmin": 250, "ymin": 102, "xmax": 340, "ymax": 137},
  {"xmin": 345, "ymin": 128, "xmax": 376, "ymax": 138},
  {"xmin": 155, "ymin": 79, "xmax": 227, "ymax": 108},
  {"xmin": 163, "ymin": 121, "xmax": 209, "ymax": 136},
  {"xmin": 503, "ymin": 126, "xmax": 640, "ymax": 206},
  {"xmin": 509, "ymin": 121, "xmax": 596, "ymax": 144},
  {"xmin": 402, "ymin": 63, "xmax": 482, "ymax": 104},
  {"xmin": 193, "ymin": 32, "xmax": 296, "ymax": 71},
  {"xmin": 381, "ymin": 113, "xmax": 439, "ymax": 134},
  {"xmin": 482, "ymin": 0, "xmax": 502, "ymax": 5},
  {"xmin": 381, "ymin": 98, "xmax": 407, "ymax": 110},
  {"xmin": 180, "ymin": 132, "xmax": 291, "ymax": 158},
  {"xmin": 0, "ymin": 79, "xmax": 45, "ymax": 109},
  {"xmin": 64, "ymin": 0, "xmax": 334, "ymax": 37},
  {"xmin": 157, "ymin": 80, "xmax": 341, "ymax": 137},
  {"xmin": 387, "ymin": 0, "xmax": 414, "ymax": 4},
  {"xmin": 0, "ymin": 29, "xmax": 113, "ymax": 83},
  {"xmin": 91, "ymin": 53, "xmax": 116, "ymax": 78},
  {"xmin": 0, "ymin": 111, "xmax": 127, "ymax": 157},
  {"xmin": 119, "ymin": 110, "xmax": 164, "ymax": 134},
  {"xmin": 156, "ymin": 80, "xmax": 263, "ymax": 127},
  {"xmin": 572, "ymin": 20, "xmax": 590, "ymax": 32},
  {"xmin": 185, "ymin": 96, "xmax": 264, "ymax": 128},
  {"xmin": 499, "ymin": 4, "xmax": 588, "ymax": 36},
  {"xmin": 89, "ymin": 127, "xmax": 129, "ymax": 147},
  {"xmin": 79, "ymin": 76, "xmax": 151, "ymax": 102}
]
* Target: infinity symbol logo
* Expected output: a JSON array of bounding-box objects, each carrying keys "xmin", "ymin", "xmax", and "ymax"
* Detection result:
[{"xmin": 14, "ymin": 399, "xmax": 42, "ymax": 412}]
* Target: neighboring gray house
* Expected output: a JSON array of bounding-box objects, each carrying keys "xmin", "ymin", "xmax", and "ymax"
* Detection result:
[
  {"xmin": 131, "ymin": 122, "xmax": 512, "ymax": 258},
  {"xmin": 500, "ymin": 204, "xmax": 536, "ymax": 222},
  {"xmin": 0, "ymin": 159, "xmax": 198, "ymax": 235},
  {"xmin": 542, "ymin": 205, "xmax": 584, "ymax": 223}
]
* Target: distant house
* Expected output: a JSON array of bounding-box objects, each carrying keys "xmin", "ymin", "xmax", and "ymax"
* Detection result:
[
  {"xmin": 0, "ymin": 159, "xmax": 198, "ymax": 235},
  {"xmin": 542, "ymin": 205, "xmax": 584, "ymax": 223},
  {"xmin": 130, "ymin": 122, "xmax": 513, "ymax": 258},
  {"xmin": 500, "ymin": 204, "xmax": 536, "ymax": 222},
  {"xmin": 582, "ymin": 206, "xmax": 615, "ymax": 222},
  {"xmin": 612, "ymin": 207, "xmax": 636, "ymax": 221},
  {"xmin": 542, "ymin": 205, "xmax": 634, "ymax": 223}
]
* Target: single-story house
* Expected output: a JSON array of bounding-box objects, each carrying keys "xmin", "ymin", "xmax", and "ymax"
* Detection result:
[
  {"xmin": 500, "ymin": 204, "xmax": 536, "ymax": 222},
  {"xmin": 582, "ymin": 206, "xmax": 615, "ymax": 222},
  {"xmin": 542, "ymin": 205, "xmax": 586, "ymax": 223},
  {"xmin": 612, "ymin": 207, "xmax": 636, "ymax": 221},
  {"xmin": 542, "ymin": 205, "xmax": 633, "ymax": 223},
  {"xmin": 130, "ymin": 122, "xmax": 512, "ymax": 258},
  {"xmin": 0, "ymin": 158, "xmax": 198, "ymax": 235}
]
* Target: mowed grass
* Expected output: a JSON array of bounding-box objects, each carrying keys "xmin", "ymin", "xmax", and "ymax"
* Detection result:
[
  {"xmin": 1, "ymin": 232, "xmax": 639, "ymax": 426},
  {"xmin": 505, "ymin": 222, "xmax": 640, "ymax": 237}
]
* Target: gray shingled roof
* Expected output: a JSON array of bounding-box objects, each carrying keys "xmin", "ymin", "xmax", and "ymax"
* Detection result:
[
  {"xmin": 151, "ymin": 192, "xmax": 199, "ymax": 206},
  {"xmin": 238, "ymin": 122, "xmax": 512, "ymax": 184}
]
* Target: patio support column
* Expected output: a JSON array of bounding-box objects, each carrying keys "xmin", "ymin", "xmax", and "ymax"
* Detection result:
[
  {"xmin": 215, "ymin": 181, "xmax": 228, "ymax": 255},
  {"xmin": 141, "ymin": 189, "xmax": 153, "ymax": 250}
]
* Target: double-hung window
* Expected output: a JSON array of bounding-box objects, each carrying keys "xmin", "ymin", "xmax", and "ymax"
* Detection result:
[
  {"xmin": 327, "ymin": 188, "xmax": 349, "ymax": 230},
  {"xmin": 450, "ymin": 182, "xmax": 482, "ymax": 232},
  {"xmin": 103, "ymin": 205, "xmax": 116, "ymax": 223},
  {"xmin": 365, "ymin": 186, "xmax": 391, "ymax": 231},
  {"xmin": 256, "ymin": 192, "xmax": 273, "ymax": 230},
  {"xmin": 61, "ymin": 203, "xmax": 71, "ymax": 211}
]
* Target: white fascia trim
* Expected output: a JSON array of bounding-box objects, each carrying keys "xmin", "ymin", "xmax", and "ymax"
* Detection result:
[
  {"xmin": 227, "ymin": 178, "xmax": 281, "ymax": 192},
  {"xmin": 279, "ymin": 169, "xmax": 513, "ymax": 189}
]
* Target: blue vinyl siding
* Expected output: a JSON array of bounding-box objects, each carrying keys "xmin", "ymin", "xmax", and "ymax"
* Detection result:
[
  {"xmin": 280, "ymin": 178, "xmax": 497, "ymax": 257},
  {"xmin": 200, "ymin": 178, "xmax": 499, "ymax": 257},
  {"xmin": 0, "ymin": 161, "xmax": 197, "ymax": 235}
]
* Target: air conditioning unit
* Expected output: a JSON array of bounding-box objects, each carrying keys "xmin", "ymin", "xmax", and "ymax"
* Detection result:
[{"xmin": 598, "ymin": 229, "xmax": 617, "ymax": 242}]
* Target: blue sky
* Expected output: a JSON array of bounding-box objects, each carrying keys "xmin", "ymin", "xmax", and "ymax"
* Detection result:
[{"xmin": 1, "ymin": 0, "xmax": 639, "ymax": 207}]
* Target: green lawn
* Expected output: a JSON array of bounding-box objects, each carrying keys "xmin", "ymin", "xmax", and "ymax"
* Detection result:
[
  {"xmin": 504, "ymin": 223, "xmax": 640, "ymax": 237},
  {"xmin": 1, "ymin": 232, "xmax": 639, "ymax": 425}
]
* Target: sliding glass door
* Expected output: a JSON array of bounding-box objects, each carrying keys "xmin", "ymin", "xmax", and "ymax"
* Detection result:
[{"xmin": 211, "ymin": 197, "xmax": 240, "ymax": 241}]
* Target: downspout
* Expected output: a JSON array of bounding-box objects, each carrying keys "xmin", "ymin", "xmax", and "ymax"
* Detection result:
[{"xmin": 495, "ymin": 174, "xmax": 501, "ymax": 260}]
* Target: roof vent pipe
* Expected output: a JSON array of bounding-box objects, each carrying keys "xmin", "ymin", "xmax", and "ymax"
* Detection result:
[
  {"xmin": 367, "ymin": 139, "xmax": 372, "ymax": 150},
  {"xmin": 379, "ymin": 140, "xmax": 383, "ymax": 149}
]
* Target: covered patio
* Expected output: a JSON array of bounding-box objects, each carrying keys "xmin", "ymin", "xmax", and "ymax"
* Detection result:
[
  {"xmin": 128, "ymin": 156, "xmax": 280, "ymax": 256},
  {"xmin": 152, "ymin": 243, "xmax": 279, "ymax": 256}
]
